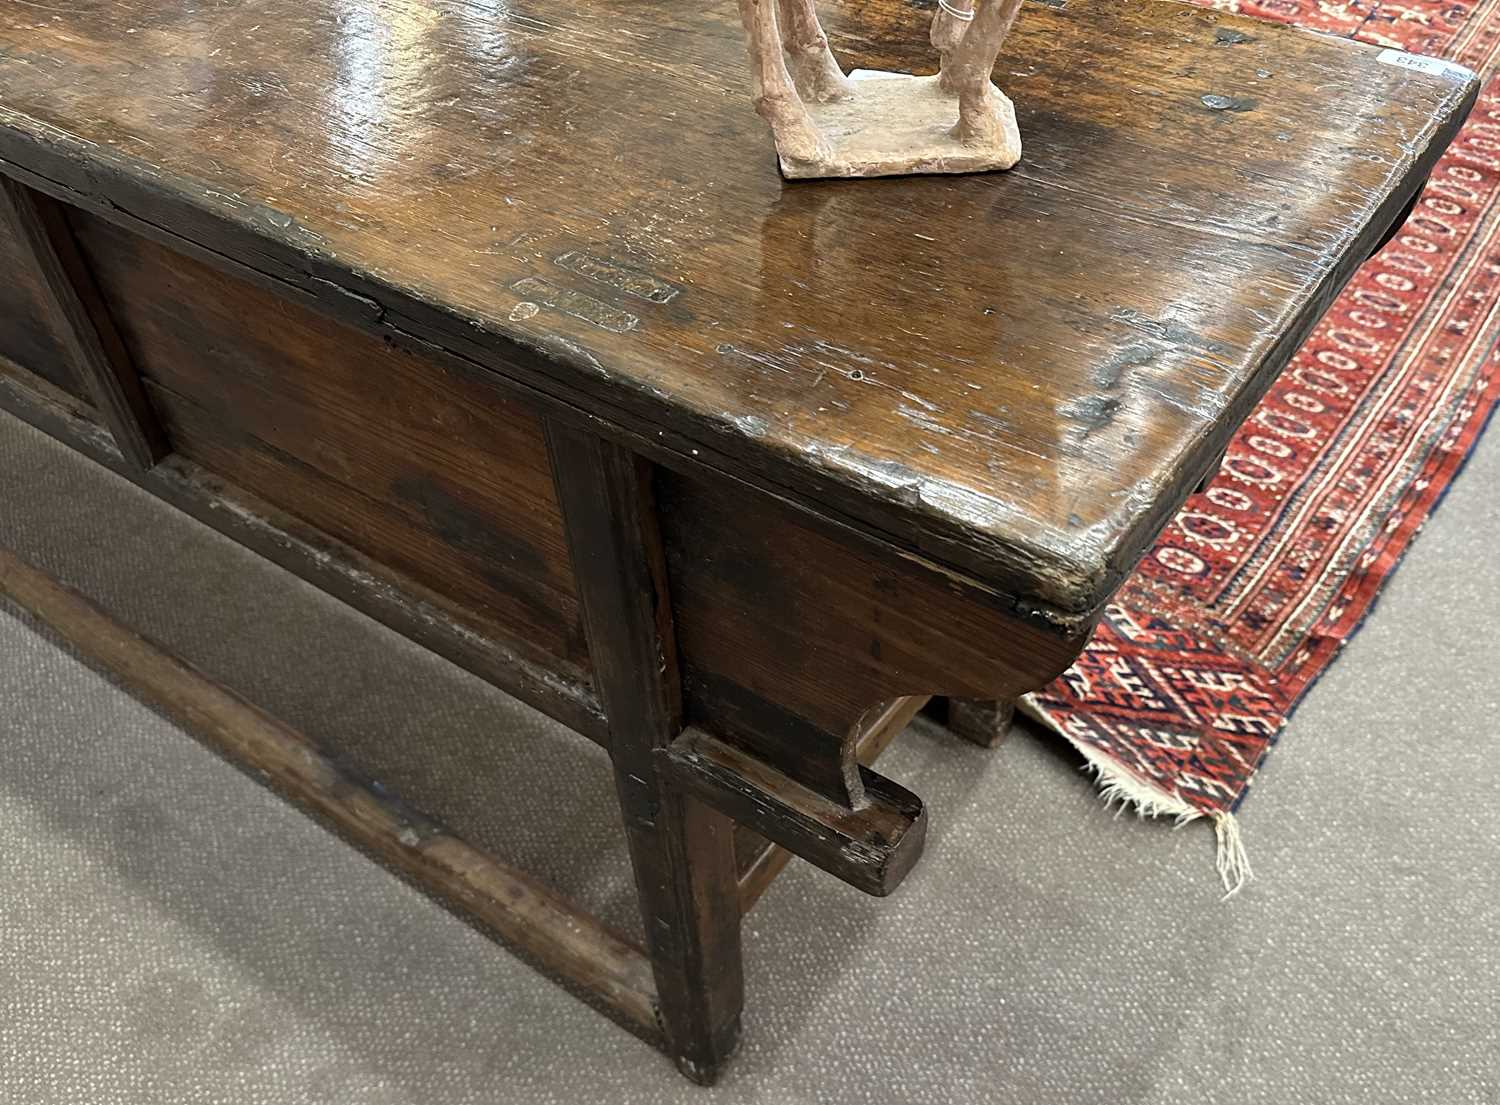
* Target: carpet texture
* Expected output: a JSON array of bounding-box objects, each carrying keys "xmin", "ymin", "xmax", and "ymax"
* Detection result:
[
  {"xmin": 2, "ymin": 393, "xmax": 1498, "ymax": 1105},
  {"xmin": 1031, "ymin": 0, "xmax": 1500, "ymax": 858}
]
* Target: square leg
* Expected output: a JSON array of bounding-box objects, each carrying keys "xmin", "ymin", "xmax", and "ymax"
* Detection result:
[
  {"xmin": 546, "ymin": 423, "xmax": 745, "ymax": 1082},
  {"xmin": 933, "ymin": 695, "xmax": 1017, "ymax": 748}
]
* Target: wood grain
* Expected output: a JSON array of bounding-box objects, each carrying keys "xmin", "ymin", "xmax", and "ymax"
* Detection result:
[
  {"xmin": 546, "ymin": 424, "xmax": 743, "ymax": 1084},
  {"xmin": 0, "ymin": 0, "xmax": 1472, "ymax": 629},
  {"xmin": 734, "ymin": 694, "xmax": 928, "ymax": 912},
  {"xmin": 0, "ymin": 184, "xmax": 88, "ymax": 403},
  {"xmin": 0, "ymin": 357, "xmax": 609, "ymax": 743},
  {"xmin": 659, "ymin": 466, "xmax": 1088, "ymax": 802},
  {"xmin": 66, "ymin": 208, "xmax": 590, "ymax": 675}
]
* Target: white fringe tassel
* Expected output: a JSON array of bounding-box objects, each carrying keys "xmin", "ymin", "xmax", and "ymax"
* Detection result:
[
  {"xmin": 1212, "ymin": 809, "xmax": 1253, "ymax": 899},
  {"xmin": 1020, "ymin": 697, "xmax": 1254, "ymax": 898}
]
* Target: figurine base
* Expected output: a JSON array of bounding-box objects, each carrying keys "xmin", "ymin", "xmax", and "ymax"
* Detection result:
[{"xmin": 778, "ymin": 71, "xmax": 1022, "ymax": 180}]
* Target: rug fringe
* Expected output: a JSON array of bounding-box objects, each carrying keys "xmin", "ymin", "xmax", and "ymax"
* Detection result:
[
  {"xmin": 1212, "ymin": 811, "xmax": 1253, "ymax": 899},
  {"xmin": 1020, "ymin": 696, "xmax": 1253, "ymax": 898}
]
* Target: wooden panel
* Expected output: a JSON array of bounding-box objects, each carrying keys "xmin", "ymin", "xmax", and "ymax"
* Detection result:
[
  {"xmin": 659, "ymin": 468, "xmax": 1089, "ymax": 799},
  {"xmin": 0, "ymin": 179, "xmax": 166, "ymax": 468},
  {"xmin": 68, "ymin": 211, "xmax": 589, "ymax": 675},
  {"xmin": 0, "ymin": 361, "xmax": 607, "ymax": 740},
  {"xmin": 0, "ymin": 0, "xmax": 1472, "ymax": 628},
  {"xmin": 735, "ymin": 695, "xmax": 927, "ymax": 913},
  {"xmin": 0, "ymin": 190, "xmax": 88, "ymax": 404}
]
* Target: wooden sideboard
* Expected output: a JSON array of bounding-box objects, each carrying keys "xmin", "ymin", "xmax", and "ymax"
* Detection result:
[{"xmin": 0, "ymin": 0, "xmax": 1474, "ymax": 1082}]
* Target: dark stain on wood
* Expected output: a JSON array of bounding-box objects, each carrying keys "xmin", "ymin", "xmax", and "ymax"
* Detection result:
[{"xmin": 545, "ymin": 424, "xmax": 743, "ymax": 1083}]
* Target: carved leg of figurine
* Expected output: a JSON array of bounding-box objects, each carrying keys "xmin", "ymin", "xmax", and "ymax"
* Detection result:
[
  {"xmin": 946, "ymin": 0, "xmax": 1024, "ymax": 148},
  {"xmin": 777, "ymin": 0, "xmax": 855, "ymax": 103},
  {"xmin": 945, "ymin": 696, "xmax": 1017, "ymax": 748},
  {"xmin": 739, "ymin": 0, "xmax": 829, "ymax": 164},
  {"xmin": 932, "ymin": 0, "xmax": 977, "ymax": 93}
]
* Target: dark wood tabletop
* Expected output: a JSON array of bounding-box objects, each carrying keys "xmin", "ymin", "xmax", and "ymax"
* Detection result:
[{"xmin": 0, "ymin": 0, "xmax": 1475, "ymax": 628}]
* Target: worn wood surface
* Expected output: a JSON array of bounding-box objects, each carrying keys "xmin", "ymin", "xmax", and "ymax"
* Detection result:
[
  {"xmin": 0, "ymin": 544, "xmax": 659, "ymax": 1042},
  {"xmin": 0, "ymin": 190, "xmax": 86, "ymax": 404},
  {"xmin": 659, "ymin": 467, "xmax": 1087, "ymax": 802},
  {"xmin": 667, "ymin": 724, "xmax": 927, "ymax": 897},
  {"xmin": 0, "ymin": 357, "xmax": 610, "ymax": 742},
  {"xmin": 735, "ymin": 694, "xmax": 928, "ymax": 911},
  {"xmin": 0, "ymin": 0, "xmax": 1474, "ymax": 630},
  {"xmin": 64, "ymin": 208, "xmax": 591, "ymax": 676},
  {"xmin": 546, "ymin": 425, "xmax": 743, "ymax": 1083}
]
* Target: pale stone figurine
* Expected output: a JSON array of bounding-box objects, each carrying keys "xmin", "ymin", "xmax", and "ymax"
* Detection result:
[{"xmin": 739, "ymin": 0, "xmax": 1025, "ymax": 179}]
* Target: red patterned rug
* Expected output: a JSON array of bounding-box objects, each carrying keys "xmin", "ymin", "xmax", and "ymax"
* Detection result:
[{"xmin": 1028, "ymin": 0, "xmax": 1500, "ymax": 892}]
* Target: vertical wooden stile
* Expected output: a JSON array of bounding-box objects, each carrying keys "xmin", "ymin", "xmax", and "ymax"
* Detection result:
[{"xmin": 545, "ymin": 422, "xmax": 744, "ymax": 1083}]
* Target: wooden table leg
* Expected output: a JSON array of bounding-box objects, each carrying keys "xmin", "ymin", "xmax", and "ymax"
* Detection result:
[
  {"xmin": 936, "ymin": 695, "xmax": 1017, "ymax": 748},
  {"xmin": 547, "ymin": 423, "xmax": 744, "ymax": 1084}
]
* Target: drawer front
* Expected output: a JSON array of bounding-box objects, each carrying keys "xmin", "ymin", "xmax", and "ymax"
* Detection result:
[{"xmin": 68, "ymin": 210, "xmax": 589, "ymax": 677}]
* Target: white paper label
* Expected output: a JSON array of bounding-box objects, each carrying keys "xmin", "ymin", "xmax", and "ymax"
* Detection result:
[{"xmin": 1377, "ymin": 49, "xmax": 1475, "ymax": 82}]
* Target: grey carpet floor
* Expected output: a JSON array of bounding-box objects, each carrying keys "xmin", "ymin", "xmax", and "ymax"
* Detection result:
[{"xmin": 0, "ymin": 410, "xmax": 1496, "ymax": 1105}]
